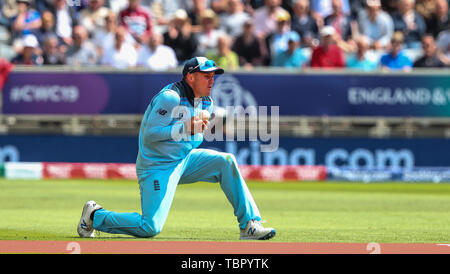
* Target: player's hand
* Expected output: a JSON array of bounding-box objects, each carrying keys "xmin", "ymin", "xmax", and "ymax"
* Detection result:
[
  {"xmin": 189, "ymin": 116, "xmax": 208, "ymax": 135},
  {"xmin": 187, "ymin": 111, "xmax": 210, "ymax": 135}
]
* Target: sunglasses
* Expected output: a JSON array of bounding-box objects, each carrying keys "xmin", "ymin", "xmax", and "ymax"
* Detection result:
[{"xmin": 187, "ymin": 60, "xmax": 217, "ymax": 74}]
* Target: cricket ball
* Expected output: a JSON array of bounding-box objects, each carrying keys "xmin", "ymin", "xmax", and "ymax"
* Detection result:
[{"xmin": 200, "ymin": 110, "xmax": 210, "ymax": 121}]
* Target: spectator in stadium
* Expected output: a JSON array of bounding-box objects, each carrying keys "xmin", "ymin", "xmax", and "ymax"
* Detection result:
[
  {"xmin": 271, "ymin": 31, "xmax": 308, "ymax": 68},
  {"xmin": 436, "ymin": 28, "xmax": 450, "ymax": 65},
  {"xmin": 92, "ymin": 11, "xmax": 135, "ymax": 59},
  {"xmin": 1, "ymin": 0, "xmax": 19, "ymax": 27},
  {"xmin": 357, "ymin": 0, "xmax": 394, "ymax": 51},
  {"xmin": 291, "ymin": 0, "xmax": 319, "ymax": 48},
  {"xmin": 206, "ymin": 33, "xmax": 239, "ymax": 70},
  {"xmin": 42, "ymin": 34, "xmax": 66, "ymax": 65},
  {"xmin": 310, "ymin": 0, "xmax": 350, "ymax": 25},
  {"xmin": 0, "ymin": 58, "xmax": 14, "ymax": 92},
  {"xmin": 163, "ymin": 9, "xmax": 198, "ymax": 65},
  {"xmin": 391, "ymin": 0, "xmax": 427, "ymax": 49},
  {"xmin": 424, "ymin": 0, "xmax": 449, "ymax": 38},
  {"xmin": 147, "ymin": 0, "xmax": 191, "ymax": 27},
  {"xmin": 380, "ymin": 31, "xmax": 413, "ymax": 71},
  {"xmin": 79, "ymin": 0, "xmax": 111, "ymax": 35},
  {"xmin": 345, "ymin": 35, "xmax": 379, "ymax": 70},
  {"xmin": 119, "ymin": 0, "xmax": 152, "ymax": 44},
  {"xmin": 413, "ymin": 34, "xmax": 447, "ymax": 67},
  {"xmin": 252, "ymin": 0, "xmax": 289, "ymax": 39},
  {"xmin": 264, "ymin": 9, "xmax": 300, "ymax": 65},
  {"xmin": 34, "ymin": 0, "xmax": 53, "ymax": 14},
  {"xmin": 187, "ymin": 0, "xmax": 208, "ymax": 31},
  {"xmin": 10, "ymin": 33, "xmax": 43, "ymax": 65},
  {"xmin": 245, "ymin": 0, "xmax": 294, "ymax": 14},
  {"xmin": 76, "ymin": 0, "xmax": 94, "ymax": 11},
  {"xmin": 108, "ymin": 0, "xmax": 129, "ymax": 14},
  {"xmin": 0, "ymin": 15, "xmax": 8, "ymax": 29},
  {"xmin": 241, "ymin": 0, "xmax": 259, "ymax": 15},
  {"xmin": 210, "ymin": 0, "xmax": 231, "ymax": 14},
  {"xmin": 324, "ymin": 0, "xmax": 355, "ymax": 52},
  {"xmin": 349, "ymin": 0, "xmax": 366, "ymax": 18},
  {"xmin": 65, "ymin": 25, "xmax": 99, "ymax": 66},
  {"xmin": 101, "ymin": 26, "xmax": 137, "ymax": 69},
  {"xmin": 159, "ymin": 2, "xmax": 181, "ymax": 26},
  {"xmin": 415, "ymin": 0, "xmax": 435, "ymax": 25},
  {"xmin": 310, "ymin": 25, "xmax": 345, "ymax": 68},
  {"xmin": 324, "ymin": 0, "xmax": 352, "ymax": 41},
  {"xmin": 10, "ymin": 0, "xmax": 41, "ymax": 40},
  {"xmin": 219, "ymin": 0, "xmax": 251, "ymax": 39},
  {"xmin": 32, "ymin": 10, "xmax": 59, "ymax": 47},
  {"xmin": 281, "ymin": 0, "xmax": 296, "ymax": 16},
  {"xmin": 137, "ymin": 30, "xmax": 178, "ymax": 71},
  {"xmin": 195, "ymin": 8, "xmax": 225, "ymax": 56},
  {"xmin": 381, "ymin": 0, "xmax": 398, "ymax": 15},
  {"xmin": 231, "ymin": 19, "xmax": 266, "ymax": 68},
  {"xmin": 48, "ymin": 0, "xmax": 79, "ymax": 46}
]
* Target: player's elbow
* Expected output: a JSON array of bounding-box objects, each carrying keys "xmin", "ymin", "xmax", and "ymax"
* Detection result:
[
  {"xmin": 146, "ymin": 127, "xmax": 169, "ymax": 142},
  {"xmin": 146, "ymin": 127, "xmax": 161, "ymax": 139}
]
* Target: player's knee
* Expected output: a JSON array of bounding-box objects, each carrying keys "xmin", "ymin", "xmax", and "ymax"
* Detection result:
[
  {"xmin": 135, "ymin": 227, "xmax": 154, "ymax": 238},
  {"xmin": 139, "ymin": 229, "xmax": 161, "ymax": 238},
  {"xmin": 218, "ymin": 153, "xmax": 237, "ymax": 168},
  {"xmin": 151, "ymin": 224, "xmax": 163, "ymax": 236},
  {"xmin": 136, "ymin": 220, "xmax": 162, "ymax": 238}
]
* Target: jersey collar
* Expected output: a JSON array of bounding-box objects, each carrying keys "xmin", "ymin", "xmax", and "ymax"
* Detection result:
[{"xmin": 181, "ymin": 79, "xmax": 195, "ymax": 107}]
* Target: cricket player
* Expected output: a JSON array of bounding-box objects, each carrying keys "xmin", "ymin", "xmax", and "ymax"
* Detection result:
[{"xmin": 77, "ymin": 57, "xmax": 276, "ymax": 240}]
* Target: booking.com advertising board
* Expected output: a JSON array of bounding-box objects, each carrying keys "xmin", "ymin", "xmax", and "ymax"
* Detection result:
[
  {"xmin": 1, "ymin": 134, "xmax": 450, "ymax": 169},
  {"xmin": 2, "ymin": 71, "xmax": 450, "ymax": 116},
  {"xmin": 2, "ymin": 135, "xmax": 450, "ymax": 182}
]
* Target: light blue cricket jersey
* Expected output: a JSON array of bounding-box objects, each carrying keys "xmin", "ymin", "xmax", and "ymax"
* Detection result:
[{"xmin": 136, "ymin": 80, "xmax": 214, "ymax": 171}]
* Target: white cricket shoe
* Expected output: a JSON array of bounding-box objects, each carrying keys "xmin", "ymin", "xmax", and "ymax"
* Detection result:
[
  {"xmin": 77, "ymin": 200, "xmax": 102, "ymax": 238},
  {"xmin": 240, "ymin": 220, "xmax": 276, "ymax": 240}
]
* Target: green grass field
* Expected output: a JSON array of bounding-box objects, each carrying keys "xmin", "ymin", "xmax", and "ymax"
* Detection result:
[{"xmin": 1, "ymin": 179, "xmax": 450, "ymax": 243}]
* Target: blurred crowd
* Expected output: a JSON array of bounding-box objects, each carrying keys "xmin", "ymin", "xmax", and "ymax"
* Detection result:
[{"xmin": 0, "ymin": 0, "xmax": 449, "ymax": 71}]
